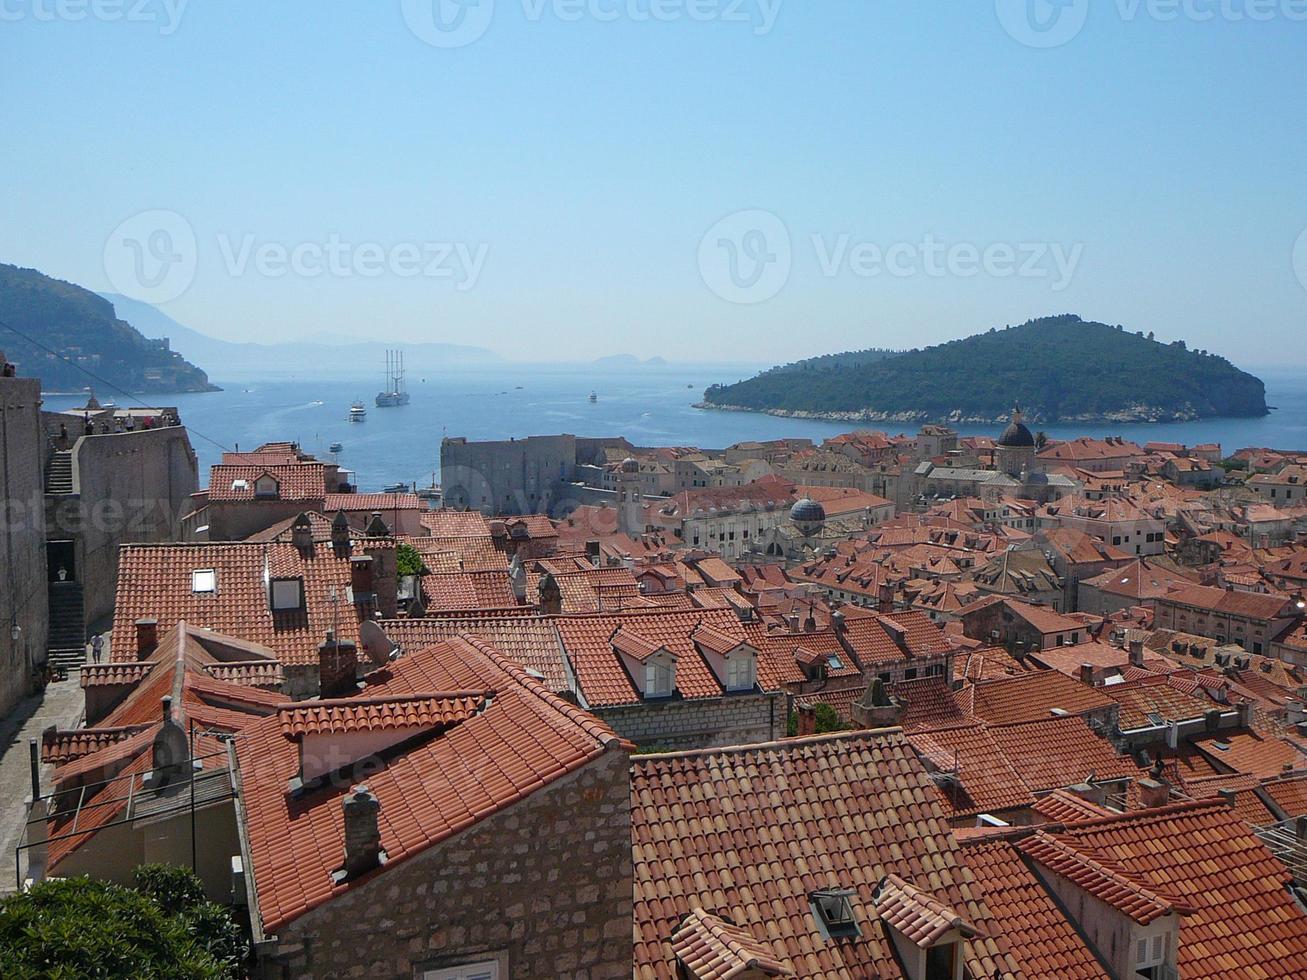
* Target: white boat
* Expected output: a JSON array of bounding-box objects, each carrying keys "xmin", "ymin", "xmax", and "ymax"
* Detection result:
[
  {"xmin": 349, "ymin": 401, "xmax": 367, "ymax": 422},
  {"xmin": 589, "ymin": 391, "xmax": 598, "ymax": 403},
  {"xmin": 376, "ymin": 350, "xmax": 411, "ymax": 407}
]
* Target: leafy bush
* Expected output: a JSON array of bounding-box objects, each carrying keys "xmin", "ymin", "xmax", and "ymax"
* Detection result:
[
  {"xmin": 396, "ymin": 542, "xmax": 426, "ymax": 578},
  {"xmin": 0, "ymin": 867, "xmax": 247, "ymax": 979}
]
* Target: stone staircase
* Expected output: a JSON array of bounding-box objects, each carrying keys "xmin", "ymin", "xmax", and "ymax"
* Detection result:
[
  {"xmin": 46, "ymin": 581, "xmax": 86, "ymax": 675},
  {"xmin": 45, "ymin": 450, "xmax": 74, "ymax": 495}
]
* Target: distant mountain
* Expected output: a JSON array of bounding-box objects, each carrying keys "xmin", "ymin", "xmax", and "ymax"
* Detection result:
[
  {"xmin": 100, "ymin": 294, "xmax": 501, "ymax": 377},
  {"xmin": 700, "ymin": 315, "xmax": 1268, "ymax": 424},
  {"xmin": 0, "ymin": 264, "xmax": 217, "ymax": 394},
  {"xmin": 593, "ymin": 354, "xmax": 670, "ymax": 367}
]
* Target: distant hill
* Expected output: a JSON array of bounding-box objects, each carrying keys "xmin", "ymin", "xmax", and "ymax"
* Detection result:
[
  {"xmin": 593, "ymin": 354, "xmax": 670, "ymax": 367},
  {"xmin": 700, "ymin": 315, "xmax": 1268, "ymax": 424},
  {"xmin": 0, "ymin": 264, "xmax": 217, "ymax": 394},
  {"xmin": 101, "ymin": 294, "xmax": 501, "ymax": 377}
]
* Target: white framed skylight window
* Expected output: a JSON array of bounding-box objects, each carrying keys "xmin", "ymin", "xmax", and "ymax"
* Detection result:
[{"xmin": 192, "ymin": 569, "xmax": 217, "ymax": 594}]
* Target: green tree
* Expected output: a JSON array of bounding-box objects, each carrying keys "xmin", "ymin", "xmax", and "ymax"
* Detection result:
[
  {"xmin": 396, "ymin": 542, "xmax": 426, "ymax": 578},
  {"xmin": 0, "ymin": 867, "xmax": 247, "ymax": 979}
]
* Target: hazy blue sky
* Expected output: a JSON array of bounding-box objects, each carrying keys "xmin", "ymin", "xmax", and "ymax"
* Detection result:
[{"xmin": 3, "ymin": 1, "xmax": 1306, "ymax": 364}]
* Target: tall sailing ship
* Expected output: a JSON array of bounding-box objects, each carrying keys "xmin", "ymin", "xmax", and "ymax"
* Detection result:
[{"xmin": 375, "ymin": 349, "xmax": 411, "ymax": 407}]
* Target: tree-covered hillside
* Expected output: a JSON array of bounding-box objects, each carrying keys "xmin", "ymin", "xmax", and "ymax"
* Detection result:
[
  {"xmin": 0, "ymin": 263, "xmax": 216, "ymax": 393},
  {"xmin": 702, "ymin": 315, "xmax": 1266, "ymax": 423}
]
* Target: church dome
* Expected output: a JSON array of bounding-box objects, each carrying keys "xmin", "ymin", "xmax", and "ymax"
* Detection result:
[
  {"xmin": 790, "ymin": 497, "xmax": 826, "ymax": 526},
  {"xmin": 997, "ymin": 407, "xmax": 1035, "ymax": 448}
]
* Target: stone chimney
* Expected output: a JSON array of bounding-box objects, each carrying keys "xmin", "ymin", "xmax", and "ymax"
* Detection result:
[
  {"xmin": 1067, "ymin": 781, "xmax": 1107, "ymax": 807},
  {"xmin": 334, "ymin": 784, "xmax": 385, "ymax": 883},
  {"xmin": 878, "ymin": 583, "xmax": 895, "ymax": 613},
  {"xmin": 851, "ymin": 676, "xmax": 904, "ymax": 729},
  {"xmin": 1217, "ymin": 788, "xmax": 1238, "ymax": 808},
  {"xmin": 350, "ymin": 555, "xmax": 375, "ymax": 600},
  {"xmin": 1079, "ymin": 663, "xmax": 1095, "ymax": 687},
  {"xmin": 585, "ymin": 540, "xmax": 601, "ymax": 565},
  {"xmin": 291, "ymin": 513, "xmax": 314, "ymax": 555},
  {"xmin": 1128, "ymin": 638, "xmax": 1145, "ymax": 668},
  {"xmin": 135, "ymin": 618, "xmax": 158, "ymax": 660},
  {"xmin": 318, "ymin": 631, "xmax": 358, "ymax": 698},
  {"xmin": 1204, "ymin": 708, "xmax": 1222, "ymax": 733},
  {"xmin": 1137, "ymin": 777, "xmax": 1170, "ymax": 808},
  {"xmin": 331, "ymin": 511, "xmax": 351, "ymax": 557},
  {"xmin": 538, "ymin": 573, "xmax": 562, "ymax": 615}
]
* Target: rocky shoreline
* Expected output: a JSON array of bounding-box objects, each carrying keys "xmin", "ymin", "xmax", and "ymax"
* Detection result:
[{"xmin": 692, "ymin": 401, "xmax": 1253, "ymax": 425}]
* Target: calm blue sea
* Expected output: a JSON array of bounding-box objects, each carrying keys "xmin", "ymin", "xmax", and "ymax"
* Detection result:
[{"xmin": 41, "ymin": 363, "xmax": 1307, "ymax": 493}]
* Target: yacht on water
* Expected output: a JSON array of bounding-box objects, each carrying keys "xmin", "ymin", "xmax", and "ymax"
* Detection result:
[
  {"xmin": 376, "ymin": 350, "xmax": 411, "ymax": 407},
  {"xmin": 349, "ymin": 401, "xmax": 367, "ymax": 422}
]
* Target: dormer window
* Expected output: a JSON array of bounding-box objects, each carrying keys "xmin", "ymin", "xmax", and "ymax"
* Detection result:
[
  {"xmin": 726, "ymin": 652, "xmax": 756, "ymax": 692},
  {"xmin": 270, "ymin": 578, "xmax": 304, "ymax": 611},
  {"xmin": 645, "ymin": 661, "xmax": 674, "ymax": 697},
  {"xmin": 254, "ymin": 474, "xmax": 280, "ymax": 499},
  {"xmin": 192, "ymin": 569, "xmax": 216, "ymax": 594},
  {"xmin": 810, "ymin": 888, "xmax": 860, "ymax": 939}
]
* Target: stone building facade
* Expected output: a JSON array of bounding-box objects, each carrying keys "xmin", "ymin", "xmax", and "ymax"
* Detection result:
[
  {"xmin": 253, "ymin": 748, "xmax": 633, "ymax": 980},
  {"xmin": 43, "ymin": 422, "xmax": 198, "ymax": 629},
  {"xmin": 440, "ymin": 434, "xmax": 630, "ymax": 516},
  {"xmin": 0, "ymin": 372, "xmax": 48, "ymax": 715},
  {"xmin": 593, "ymin": 690, "xmax": 785, "ymax": 752}
]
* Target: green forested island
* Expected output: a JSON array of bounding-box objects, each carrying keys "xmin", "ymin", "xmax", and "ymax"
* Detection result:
[
  {"xmin": 0, "ymin": 263, "xmax": 217, "ymax": 393},
  {"xmin": 700, "ymin": 315, "xmax": 1268, "ymax": 424}
]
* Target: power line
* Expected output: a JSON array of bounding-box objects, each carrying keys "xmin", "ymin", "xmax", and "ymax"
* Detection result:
[{"xmin": 0, "ymin": 316, "xmax": 234, "ymax": 454}]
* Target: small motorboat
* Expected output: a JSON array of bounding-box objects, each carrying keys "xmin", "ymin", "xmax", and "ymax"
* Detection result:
[
  {"xmin": 589, "ymin": 391, "xmax": 598, "ymax": 403},
  {"xmin": 329, "ymin": 442, "xmax": 343, "ymax": 454}
]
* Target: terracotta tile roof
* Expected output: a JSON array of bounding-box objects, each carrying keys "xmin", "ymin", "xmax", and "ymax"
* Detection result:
[
  {"xmin": 205, "ymin": 660, "xmax": 284, "ymax": 689},
  {"xmin": 873, "ymin": 873, "xmax": 980, "ymax": 946},
  {"xmin": 421, "ymin": 535, "xmax": 509, "ymax": 572},
  {"xmin": 111, "ymin": 542, "xmax": 387, "ymax": 666},
  {"xmin": 50, "ymin": 723, "xmax": 159, "ymax": 786},
  {"xmin": 961, "ymin": 836, "xmax": 1110, "ymax": 979},
  {"xmin": 1057, "ymin": 801, "xmax": 1307, "ymax": 977},
  {"xmin": 1102, "ymin": 675, "xmax": 1215, "ymax": 730},
  {"xmin": 964, "ymin": 670, "xmax": 1117, "ymax": 726},
  {"xmin": 839, "ymin": 609, "xmax": 950, "ymax": 668},
  {"xmin": 1030, "ymin": 789, "xmax": 1113, "ymax": 823},
  {"xmin": 1158, "ymin": 584, "xmax": 1298, "ymax": 621},
  {"xmin": 1261, "ymin": 771, "xmax": 1307, "ymax": 819},
  {"xmin": 1181, "ymin": 773, "xmax": 1283, "ymax": 827},
  {"xmin": 277, "ymin": 692, "xmax": 490, "ymax": 737},
  {"xmin": 892, "ymin": 676, "xmax": 971, "ymax": 730},
  {"xmin": 238, "ymin": 635, "xmax": 626, "ymax": 934},
  {"xmin": 79, "ymin": 662, "xmax": 153, "ymax": 688},
  {"xmin": 325, "ymin": 492, "xmax": 420, "ymax": 512},
  {"xmin": 556, "ymin": 607, "xmax": 768, "ymax": 708},
  {"xmin": 420, "ymin": 570, "xmax": 519, "ymax": 612},
  {"xmin": 907, "ymin": 723, "xmax": 1035, "ymax": 818},
  {"xmin": 41, "ymin": 724, "xmax": 152, "ymax": 765},
  {"xmin": 669, "ymin": 909, "xmax": 794, "ymax": 979},
  {"xmin": 1081, "ymin": 558, "xmax": 1197, "ymax": 600},
  {"xmin": 987, "ymin": 717, "xmax": 1137, "ymax": 793},
  {"xmin": 379, "ymin": 614, "xmax": 569, "ymax": 693},
  {"xmin": 1017, "ymin": 832, "xmax": 1190, "ymax": 924},
  {"xmin": 208, "ymin": 463, "xmax": 327, "ymax": 502},
  {"xmin": 1188, "ymin": 729, "xmax": 1307, "ymax": 778},
  {"xmin": 418, "ymin": 509, "xmax": 492, "ymax": 537},
  {"xmin": 630, "ymin": 729, "xmax": 1018, "ymax": 979}
]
